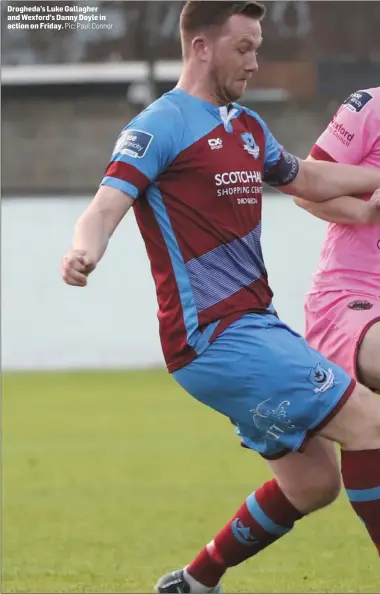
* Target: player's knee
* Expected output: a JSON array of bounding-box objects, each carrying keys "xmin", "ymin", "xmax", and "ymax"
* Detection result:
[
  {"xmin": 298, "ymin": 470, "xmax": 341, "ymax": 512},
  {"xmin": 280, "ymin": 465, "xmax": 341, "ymax": 513}
]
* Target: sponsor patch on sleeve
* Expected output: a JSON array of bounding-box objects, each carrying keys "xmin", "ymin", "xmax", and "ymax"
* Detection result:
[
  {"xmin": 343, "ymin": 91, "xmax": 373, "ymax": 113},
  {"xmin": 114, "ymin": 129, "xmax": 154, "ymax": 158}
]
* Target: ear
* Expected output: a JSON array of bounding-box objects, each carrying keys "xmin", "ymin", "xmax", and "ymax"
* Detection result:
[{"xmin": 192, "ymin": 35, "xmax": 209, "ymax": 61}]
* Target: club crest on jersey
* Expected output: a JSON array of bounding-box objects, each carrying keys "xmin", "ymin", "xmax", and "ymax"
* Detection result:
[{"xmin": 241, "ymin": 132, "xmax": 260, "ymax": 159}]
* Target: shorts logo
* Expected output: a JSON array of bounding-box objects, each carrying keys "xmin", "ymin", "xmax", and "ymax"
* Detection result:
[
  {"xmin": 231, "ymin": 519, "xmax": 257, "ymax": 545},
  {"xmin": 308, "ymin": 364, "xmax": 334, "ymax": 393},
  {"xmin": 343, "ymin": 91, "xmax": 373, "ymax": 113},
  {"xmin": 251, "ymin": 398, "xmax": 295, "ymax": 441},
  {"xmin": 114, "ymin": 129, "xmax": 153, "ymax": 159},
  {"xmin": 348, "ymin": 300, "xmax": 373, "ymax": 311},
  {"xmin": 241, "ymin": 132, "xmax": 260, "ymax": 159}
]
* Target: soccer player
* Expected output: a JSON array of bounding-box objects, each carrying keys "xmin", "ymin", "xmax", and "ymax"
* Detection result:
[
  {"xmin": 61, "ymin": 3, "xmax": 380, "ymax": 592},
  {"xmin": 297, "ymin": 87, "xmax": 380, "ymax": 391}
]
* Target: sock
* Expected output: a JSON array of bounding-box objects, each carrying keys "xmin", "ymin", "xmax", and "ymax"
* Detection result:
[
  {"xmin": 341, "ymin": 449, "xmax": 380, "ymax": 554},
  {"xmin": 187, "ymin": 479, "xmax": 304, "ymax": 588}
]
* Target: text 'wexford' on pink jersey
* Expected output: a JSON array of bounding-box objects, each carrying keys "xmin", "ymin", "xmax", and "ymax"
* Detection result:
[{"xmin": 309, "ymin": 87, "xmax": 380, "ymax": 296}]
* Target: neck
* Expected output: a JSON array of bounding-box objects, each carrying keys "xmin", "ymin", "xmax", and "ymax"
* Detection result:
[{"xmin": 177, "ymin": 64, "xmax": 228, "ymax": 107}]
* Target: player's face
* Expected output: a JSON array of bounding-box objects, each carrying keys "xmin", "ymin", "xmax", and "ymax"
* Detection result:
[{"xmin": 209, "ymin": 15, "xmax": 262, "ymax": 103}]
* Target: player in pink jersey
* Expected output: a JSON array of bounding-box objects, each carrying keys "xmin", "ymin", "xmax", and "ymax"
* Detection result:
[{"xmin": 296, "ymin": 87, "xmax": 380, "ymax": 391}]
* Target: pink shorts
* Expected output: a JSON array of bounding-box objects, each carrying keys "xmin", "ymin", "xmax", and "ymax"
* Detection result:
[{"xmin": 305, "ymin": 291, "xmax": 380, "ymax": 380}]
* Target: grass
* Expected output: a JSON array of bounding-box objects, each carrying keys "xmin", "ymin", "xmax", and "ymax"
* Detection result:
[{"xmin": 2, "ymin": 370, "xmax": 378, "ymax": 593}]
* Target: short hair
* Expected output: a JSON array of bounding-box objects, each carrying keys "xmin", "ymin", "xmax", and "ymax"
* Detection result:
[{"xmin": 180, "ymin": 1, "xmax": 265, "ymax": 48}]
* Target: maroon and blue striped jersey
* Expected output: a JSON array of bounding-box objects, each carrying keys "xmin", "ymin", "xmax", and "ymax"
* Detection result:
[{"xmin": 101, "ymin": 88, "xmax": 299, "ymax": 372}]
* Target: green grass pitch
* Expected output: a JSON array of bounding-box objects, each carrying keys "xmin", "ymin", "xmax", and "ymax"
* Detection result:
[{"xmin": 3, "ymin": 370, "xmax": 378, "ymax": 593}]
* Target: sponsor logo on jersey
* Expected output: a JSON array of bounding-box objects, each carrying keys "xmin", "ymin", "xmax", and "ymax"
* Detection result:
[
  {"xmin": 348, "ymin": 300, "xmax": 373, "ymax": 311},
  {"xmin": 208, "ymin": 137, "xmax": 223, "ymax": 150},
  {"xmin": 215, "ymin": 171, "xmax": 262, "ymax": 186},
  {"xmin": 214, "ymin": 170, "xmax": 262, "ymax": 202},
  {"xmin": 343, "ymin": 91, "xmax": 373, "ymax": 113},
  {"xmin": 114, "ymin": 129, "xmax": 153, "ymax": 158},
  {"xmin": 328, "ymin": 114, "xmax": 355, "ymax": 147}
]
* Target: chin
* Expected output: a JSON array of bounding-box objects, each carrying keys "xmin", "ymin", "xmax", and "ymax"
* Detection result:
[
  {"xmin": 223, "ymin": 88, "xmax": 240, "ymax": 102},
  {"xmin": 230, "ymin": 83, "xmax": 247, "ymax": 102}
]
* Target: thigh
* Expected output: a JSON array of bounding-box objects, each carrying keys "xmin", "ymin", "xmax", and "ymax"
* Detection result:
[
  {"xmin": 357, "ymin": 321, "xmax": 380, "ymax": 390},
  {"xmin": 315, "ymin": 382, "xmax": 380, "ymax": 451},
  {"xmin": 173, "ymin": 313, "xmax": 353, "ymax": 458},
  {"xmin": 267, "ymin": 436, "xmax": 340, "ymax": 512}
]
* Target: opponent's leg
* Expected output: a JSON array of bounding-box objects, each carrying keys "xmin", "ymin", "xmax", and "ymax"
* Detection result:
[{"xmin": 357, "ymin": 321, "xmax": 380, "ymax": 390}]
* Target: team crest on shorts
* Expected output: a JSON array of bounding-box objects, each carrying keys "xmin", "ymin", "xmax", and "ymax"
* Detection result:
[
  {"xmin": 308, "ymin": 364, "xmax": 334, "ymax": 393},
  {"xmin": 348, "ymin": 300, "xmax": 373, "ymax": 311}
]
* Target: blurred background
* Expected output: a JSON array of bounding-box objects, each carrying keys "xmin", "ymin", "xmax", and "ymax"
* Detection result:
[{"xmin": 2, "ymin": 3, "xmax": 380, "ymax": 593}]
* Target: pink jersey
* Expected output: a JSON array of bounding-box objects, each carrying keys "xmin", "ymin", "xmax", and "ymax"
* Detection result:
[{"xmin": 309, "ymin": 87, "xmax": 380, "ymax": 296}]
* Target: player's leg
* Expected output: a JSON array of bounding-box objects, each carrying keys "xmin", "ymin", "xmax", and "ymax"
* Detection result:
[
  {"xmin": 155, "ymin": 314, "xmax": 356, "ymax": 593},
  {"xmin": 357, "ymin": 320, "xmax": 380, "ymax": 390},
  {"xmin": 267, "ymin": 436, "xmax": 341, "ymax": 514}
]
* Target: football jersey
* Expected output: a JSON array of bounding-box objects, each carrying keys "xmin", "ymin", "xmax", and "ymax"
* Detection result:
[
  {"xmin": 101, "ymin": 88, "xmax": 299, "ymax": 371},
  {"xmin": 309, "ymin": 87, "xmax": 380, "ymax": 296}
]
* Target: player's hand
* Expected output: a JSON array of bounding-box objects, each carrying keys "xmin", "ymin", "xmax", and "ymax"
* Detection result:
[
  {"xmin": 60, "ymin": 249, "xmax": 96, "ymax": 287},
  {"xmin": 363, "ymin": 189, "xmax": 380, "ymax": 225}
]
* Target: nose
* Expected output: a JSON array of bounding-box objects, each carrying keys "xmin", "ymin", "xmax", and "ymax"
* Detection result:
[{"xmin": 245, "ymin": 53, "xmax": 259, "ymax": 74}]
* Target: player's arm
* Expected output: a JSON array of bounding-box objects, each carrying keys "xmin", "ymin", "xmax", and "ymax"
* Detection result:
[
  {"xmin": 261, "ymin": 91, "xmax": 380, "ymax": 202},
  {"xmin": 61, "ymin": 185, "xmax": 134, "ymax": 287},
  {"xmin": 293, "ymin": 90, "xmax": 380, "ymax": 224},
  {"xmin": 282, "ymin": 157, "xmax": 380, "ymax": 203},
  {"xmin": 293, "ymin": 157, "xmax": 380, "ymax": 225},
  {"xmin": 73, "ymin": 185, "xmax": 133, "ymax": 262},
  {"xmin": 61, "ymin": 108, "xmax": 176, "ymax": 287}
]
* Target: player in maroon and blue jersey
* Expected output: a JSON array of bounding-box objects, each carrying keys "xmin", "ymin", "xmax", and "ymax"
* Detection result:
[{"xmin": 61, "ymin": 2, "xmax": 380, "ymax": 591}]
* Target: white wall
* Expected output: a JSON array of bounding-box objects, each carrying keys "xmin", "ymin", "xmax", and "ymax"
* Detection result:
[{"xmin": 2, "ymin": 195, "xmax": 327, "ymax": 371}]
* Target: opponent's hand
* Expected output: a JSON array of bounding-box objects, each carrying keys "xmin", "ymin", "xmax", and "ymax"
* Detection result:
[
  {"xmin": 60, "ymin": 249, "xmax": 96, "ymax": 287},
  {"xmin": 363, "ymin": 189, "xmax": 380, "ymax": 225}
]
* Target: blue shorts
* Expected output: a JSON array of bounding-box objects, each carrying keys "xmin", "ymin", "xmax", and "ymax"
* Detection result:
[{"xmin": 173, "ymin": 313, "xmax": 355, "ymax": 459}]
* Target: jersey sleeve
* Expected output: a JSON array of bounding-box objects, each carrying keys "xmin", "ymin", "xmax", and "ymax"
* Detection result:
[
  {"xmin": 101, "ymin": 107, "xmax": 179, "ymax": 199},
  {"xmin": 310, "ymin": 90, "xmax": 374, "ymax": 164},
  {"xmin": 249, "ymin": 111, "xmax": 300, "ymax": 188}
]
